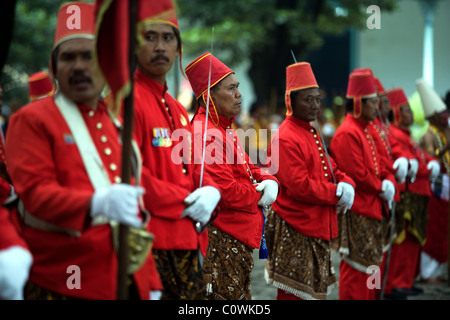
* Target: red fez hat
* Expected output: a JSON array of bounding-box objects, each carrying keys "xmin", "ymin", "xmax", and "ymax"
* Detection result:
[
  {"xmin": 137, "ymin": 0, "xmax": 179, "ymax": 30},
  {"xmin": 352, "ymin": 68, "xmax": 385, "ymax": 96},
  {"xmin": 346, "ymin": 70, "xmax": 377, "ymax": 118},
  {"xmin": 285, "ymin": 62, "xmax": 318, "ymax": 116},
  {"xmin": 50, "ymin": 2, "xmax": 95, "ymax": 78},
  {"xmin": 387, "ymin": 88, "xmax": 409, "ymax": 125},
  {"xmin": 353, "ymin": 67, "xmax": 374, "ymax": 76},
  {"xmin": 374, "ymin": 77, "xmax": 386, "ymax": 96},
  {"xmin": 53, "ymin": 2, "xmax": 95, "ymax": 50},
  {"xmin": 185, "ymin": 52, "xmax": 234, "ymax": 99},
  {"xmin": 28, "ymin": 71, "xmax": 56, "ymax": 101},
  {"xmin": 185, "ymin": 52, "xmax": 234, "ymax": 126}
]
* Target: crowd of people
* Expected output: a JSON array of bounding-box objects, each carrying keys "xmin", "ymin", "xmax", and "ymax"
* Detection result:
[{"xmin": 0, "ymin": 0, "xmax": 448, "ymax": 301}]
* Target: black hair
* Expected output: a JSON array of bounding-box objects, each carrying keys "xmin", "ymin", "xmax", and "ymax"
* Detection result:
[
  {"xmin": 290, "ymin": 91, "xmax": 299, "ymax": 106},
  {"xmin": 387, "ymin": 109, "xmax": 394, "ymax": 123},
  {"xmin": 172, "ymin": 26, "xmax": 182, "ymax": 51},
  {"xmin": 345, "ymin": 97, "xmax": 369, "ymax": 114}
]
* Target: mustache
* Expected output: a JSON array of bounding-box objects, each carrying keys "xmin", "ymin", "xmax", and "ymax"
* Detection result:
[
  {"xmin": 69, "ymin": 72, "xmax": 92, "ymax": 85},
  {"xmin": 151, "ymin": 54, "xmax": 169, "ymax": 63}
]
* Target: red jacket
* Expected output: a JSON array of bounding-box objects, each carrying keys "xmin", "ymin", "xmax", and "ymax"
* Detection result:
[
  {"xmin": 133, "ymin": 70, "xmax": 219, "ymax": 255},
  {"xmin": 389, "ymin": 125, "xmax": 434, "ymax": 197},
  {"xmin": 5, "ymin": 95, "xmax": 158, "ymax": 299},
  {"xmin": 369, "ymin": 119, "xmax": 402, "ymax": 200},
  {"xmin": 192, "ymin": 107, "xmax": 278, "ymax": 248},
  {"xmin": 269, "ymin": 116, "xmax": 355, "ymax": 241},
  {"xmin": 330, "ymin": 114, "xmax": 396, "ymax": 220},
  {"xmin": 0, "ymin": 206, "xmax": 28, "ymax": 251}
]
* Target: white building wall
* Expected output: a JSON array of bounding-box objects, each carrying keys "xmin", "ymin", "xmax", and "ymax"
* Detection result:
[{"xmin": 357, "ymin": 0, "xmax": 450, "ymax": 99}]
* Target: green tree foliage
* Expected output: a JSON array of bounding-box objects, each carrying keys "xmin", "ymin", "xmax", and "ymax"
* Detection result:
[{"xmin": 177, "ymin": 0, "xmax": 397, "ymax": 107}]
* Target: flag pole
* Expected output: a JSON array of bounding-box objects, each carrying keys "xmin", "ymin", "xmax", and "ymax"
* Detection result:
[{"xmin": 117, "ymin": 0, "xmax": 137, "ymax": 300}]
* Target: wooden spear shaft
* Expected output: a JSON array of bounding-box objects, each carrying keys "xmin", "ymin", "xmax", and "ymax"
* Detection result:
[{"xmin": 117, "ymin": 0, "xmax": 137, "ymax": 300}]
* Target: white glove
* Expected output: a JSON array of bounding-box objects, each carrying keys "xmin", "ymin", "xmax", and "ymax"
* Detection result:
[
  {"xmin": 91, "ymin": 184, "xmax": 145, "ymax": 228},
  {"xmin": 255, "ymin": 179, "xmax": 279, "ymax": 206},
  {"xmin": 0, "ymin": 246, "xmax": 33, "ymax": 300},
  {"xmin": 393, "ymin": 157, "xmax": 408, "ymax": 184},
  {"xmin": 379, "ymin": 179, "xmax": 395, "ymax": 209},
  {"xmin": 427, "ymin": 160, "xmax": 441, "ymax": 181},
  {"xmin": 335, "ymin": 182, "xmax": 355, "ymax": 213},
  {"xmin": 407, "ymin": 158, "xmax": 419, "ymax": 183},
  {"xmin": 182, "ymin": 186, "xmax": 221, "ymax": 225}
]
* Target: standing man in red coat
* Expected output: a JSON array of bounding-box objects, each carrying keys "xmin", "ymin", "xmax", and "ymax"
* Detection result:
[
  {"xmin": 383, "ymin": 87, "xmax": 440, "ymax": 299},
  {"xmin": 185, "ymin": 52, "xmax": 279, "ymax": 300},
  {"xmin": 264, "ymin": 62, "xmax": 355, "ymax": 300},
  {"xmin": 5, "ymin": 2, "xmax": 156, "ymax": 300},
  {"xmin": 330, "ymin": 70, "xmax": 397, "ymax": 300},
  {"xmin": 132, "ymin": 1, "xmax": 221, "ymax": 300}
]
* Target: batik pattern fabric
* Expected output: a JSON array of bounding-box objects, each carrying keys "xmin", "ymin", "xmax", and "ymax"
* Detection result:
[
  {"xmin": 24, "ymin": 282, "xmax": 72, "ymax": 300},
  {"xmin": 264, "ymin": 208, "xmax": 337, "ymax": 300},
  {"xmin": 333, "ymin": 210, "xmax": 384, "ymax": 273},
  {"xmin": 393, "ymin": 191, "xmax": 429, "ymax": 246},
  {"xmin": 202, "ymin": 226, "xmax": 254, "ymax": 300},
  {"xmin": 152, "ymin": 249, "xmax": 205, "ymax": 300}
]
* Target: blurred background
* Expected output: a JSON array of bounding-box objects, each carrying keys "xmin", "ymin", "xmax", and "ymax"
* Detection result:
[{"xmin": 0, "ymin": 0, "xmax": 449, "ymax": 142}]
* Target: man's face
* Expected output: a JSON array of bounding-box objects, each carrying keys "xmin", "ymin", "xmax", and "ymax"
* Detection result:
[
  {"xmin": 379, "ymin": 94, "xmax": 390, "ymax": 118},
  {"xmin": 210, "ymin": 74, "xmax": 242, "ymax": 119},
  {"xmin": 291, "ymin": 88, "xmax": 321, "ymax": 123},
  {"xmin": 55, "ymin": 38, "xmax": 105, "ymax": 107},
  {"xmin": 361, "ymin": 96, "xmax": 380, "ymax": 122},
  {"xmin": 400, "ymin": 104, "xmax": 414, "ymax": 127},
  {"xmin": 136, "ymin": 23, "xmax": 180, "ymax": 84}
]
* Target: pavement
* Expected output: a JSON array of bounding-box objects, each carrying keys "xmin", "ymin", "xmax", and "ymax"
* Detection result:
[{"xmin": 250, "ymin": 250, "xmax": 450, "ymax": 300}]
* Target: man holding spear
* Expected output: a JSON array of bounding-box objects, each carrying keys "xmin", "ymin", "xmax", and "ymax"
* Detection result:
[
  {"xmin": 130, "ymin": 0, "xmax": 221, "ymax": 300},
  {"xmin": 185, "ymin": 52, "xmax": 279, "ymax": 300},
  {"xmin": 5, "ymin": 1, "xmax": 153, "ymax": 299},
  {"xmin": 330, "ymin": 69, "xmax": 397, "ymax": 300}
]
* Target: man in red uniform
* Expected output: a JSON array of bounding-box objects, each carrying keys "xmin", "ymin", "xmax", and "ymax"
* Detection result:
[
  {"xmin": 0, "ymin": 206, "xmax": 32, "ymax": 300},
  {"xmin": 418, "ymin": 78, "xmax": 449, "ymax": 285},
  {"xmin": 5, "ymin": 2, "xmax": 157, "ymax": 300},
  {"xmin": 382, "ymin": 87, "xmax": 439, "ymax": 299},
  {"xmin": 370, "ymin": 76, "xmax": 408, "ymax": 187},
  {"xmin": 264, "ymin": 62, "xmax": 355, "ymax": 300},
  {"xmin": 330, "ymin": 70, "xmax": 397, "ymax": 300},
  {"xmin": 132, "ymin": 2, "xmax": 221, "ymax": 300},
  {"xmin": 185, "ymin": 52, "xmax": 279, "ymax": 300}
]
